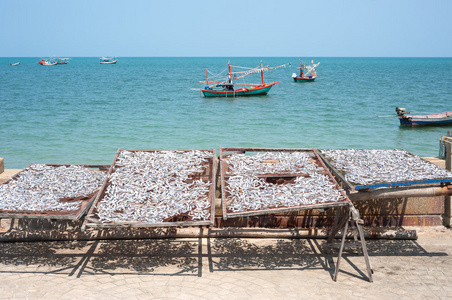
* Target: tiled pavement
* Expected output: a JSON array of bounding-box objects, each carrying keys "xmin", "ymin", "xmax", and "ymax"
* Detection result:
[{"xmin": 0, "ymin": 227, "xmax": 451, "ymax": 299}]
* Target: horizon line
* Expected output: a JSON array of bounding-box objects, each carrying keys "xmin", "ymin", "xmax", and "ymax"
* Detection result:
[{"xmin": 1, "ymin": 56, "xmax": 452, "ymax": 59}]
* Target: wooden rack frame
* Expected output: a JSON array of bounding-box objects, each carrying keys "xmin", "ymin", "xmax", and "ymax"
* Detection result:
[
  {"xmin": 83, "ymin": 149, "xmax": 217, "ymax": 229},
  {"xmin": 219, "ymin": 147, "xmax": 373, "ymax": 281}
]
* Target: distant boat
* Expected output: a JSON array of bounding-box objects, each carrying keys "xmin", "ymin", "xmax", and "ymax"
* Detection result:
[
  {"xmin": 10, "ymin": 62, "xmax": 20, "ymax": 66},
  {"xmin": 38, "ymin": 58, "xmax": 57, "ymax": 66},
  {"xmin": 56, "ymin": 57, "xmax": 70, "ymax": 64},
  {"xmin": 396, "ymin": 107, "xmax": 452, "ymax": 126},
  {"xmin": 100, "ymin": 57, "xmax": 118, "ymax": 64},
  {"xmin": 198, "ymin": 61, "xmax": 289, "ymax": 97},
  {"xmin": 292, "ymin": 59, "xmax": 319, "ymax": 82}
]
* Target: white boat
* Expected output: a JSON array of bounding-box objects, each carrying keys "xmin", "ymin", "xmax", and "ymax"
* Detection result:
[
  {"xmin": 292, "ymin": 59, "xmax": 320, "ymax": 82},
  {"xmin": 100, "ymin": 57, "xmax": 118, "ymax": 64},
  {"xmin": 10, "ymin": 62, "xmax": 20, "ymax": 66}
]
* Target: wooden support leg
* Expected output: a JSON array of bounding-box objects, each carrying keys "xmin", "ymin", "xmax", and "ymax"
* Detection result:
[
  {"xmin": 355, "ymin": 220, "xmax": 373, "ymax": 282},
  {"xmin": 328, "ymin": 206, "xmax": 349, "ymax": 243},
  {"xmin": 333, "ymin": 209, "xmax": 349, "ymax": 282},
  {"xmin": 350, "ymin": 220, "xmax": 359, "ymax": 242},
  {"xmin": 327, "ymin": 206, "xmax": 342, "ymax": 243},
  {"xmin": 332, "ymin": 204, "xmax": 374, "ymax": 282}
]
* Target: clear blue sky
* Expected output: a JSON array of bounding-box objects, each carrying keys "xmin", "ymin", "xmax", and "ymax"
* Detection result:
[{"xmin": 1, "ymin": 0, "xmax": 451, "ymax": 57}]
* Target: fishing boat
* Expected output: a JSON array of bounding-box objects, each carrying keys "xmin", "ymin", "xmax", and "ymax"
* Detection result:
[
  {"xmin": 9, "ymin": 62, "xmax": 20, "ymax": 66},
  {"xmin": 198, "ymin": 61, "xmax": 289, "ymax": 97},
  {"xmin": 38, "ymin": 58, "xmax": 57, "ymax": 66},
  {"xmin": 56, "ymin": 58, "xmax": 70, "ymax": 64},
  {"xmin": 396, "ymin": 107, "xmax": 452, "ymax": 126},
  {"xmin": 100, "ymin": 57, "xmax": 118, "ymax": 64},
  {"xmin": 292, "ymin": 59, "xmax": 319, "ymax": 82}
]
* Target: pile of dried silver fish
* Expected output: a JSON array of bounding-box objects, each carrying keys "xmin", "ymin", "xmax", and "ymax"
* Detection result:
[
  {"xmin": 225, "ymin": 152, "xmax": 347, "ymax": 213},
  {"xmin": 320, "ymin": 149, "xmax": 452, "ymax": 185},
  {"xmin": 226, "ymin": 152, "xmax": 320, "ymax": 176},
  {"xmin": 0, "ymin": 164, "xmax": 106, "ymax": 211},
  {"xmin": 96, "ymin": 150, "xmax": 213, "ymax": 223}
]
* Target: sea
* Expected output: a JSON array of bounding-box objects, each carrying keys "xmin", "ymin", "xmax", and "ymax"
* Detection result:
[{"xmin": 0, "ymin": 57, "xmax": 451, "ymax": 169}]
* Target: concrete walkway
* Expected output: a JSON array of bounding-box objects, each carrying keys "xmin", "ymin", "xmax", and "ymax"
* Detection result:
[
  {"xmin": 0, "ymin": 227, "xmax": 451, "ymax": 299},
  {"xmin": 0, "ymin": 169, "xmax": 21, "ymax": 184}
]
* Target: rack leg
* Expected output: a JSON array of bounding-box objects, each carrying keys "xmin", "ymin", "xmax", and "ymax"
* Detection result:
[
  {"xmin": 356, "ymin": 220, "xmax": 374, "ymax": 282},
  {"xmin": 327, "ymin": 207, "xmax": 342, "ymax": 243},
  {"xmin": 333, "ymin": 210, "xmax": 349, "ymax": 282},
  {"xmin": 328, "ymin": 206, "xmax": 348, "ymax": 243}
]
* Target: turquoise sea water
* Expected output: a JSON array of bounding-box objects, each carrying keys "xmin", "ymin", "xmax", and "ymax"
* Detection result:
[{"xmin": 0, "ymin": 57, "xmax": 451, "ymax": 169}]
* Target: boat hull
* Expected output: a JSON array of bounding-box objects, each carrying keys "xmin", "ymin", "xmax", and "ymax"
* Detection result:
[
  {"xmin": 39, "ymin": 62, "xmax": 57, "ymax": 66},
  {"xmin": 399, "ymin": 112, "xmax": 452, "ymax": 126},
  {"xmin": 400, "ymin": 118, "xmax": 452, "ymax": 126},
  {"xmin": 293, "ymin": 76, "xmax": 316, "ymax": 82},
  {"xmin": 202, "ymin": 83, "xmax": 276, "ymax": 98},
  {"xmin": 100, "ymin": 60, "xmax": 118, "ymax": 64}
]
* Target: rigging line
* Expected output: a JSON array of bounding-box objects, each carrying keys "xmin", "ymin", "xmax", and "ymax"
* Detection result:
[
  {"xmin": 228, "ymin": 65, "xmax": 273, "ymax": 81},
  {"xmin": 229, "ymin": 65, "xmax": 257, "ymax": 70},
  {"xmin": 207, "ymin": 73, "xmax": 227, "ymax": 79},
  {"xmin": 207, "ymin": 74, "xmax": 228, "ymax": 81},
  {"xmin": 207, "ymin": 67, "xmax": 228, "ymax": 78},
  {"xmin": 230, "ymin": 66, "xmax": 265, "ymax": 73}
]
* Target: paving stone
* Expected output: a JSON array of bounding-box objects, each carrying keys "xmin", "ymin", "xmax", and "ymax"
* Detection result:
[{"xmin": 0, "ymin": 229, "xmax": 452, "ymax": 298}]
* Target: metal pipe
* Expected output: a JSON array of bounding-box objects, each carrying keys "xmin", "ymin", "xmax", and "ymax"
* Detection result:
[
  {"xmin": 348, "ymin": 185, "xmax": 452, "ymax": 201},
  {"xmin": 0, "ymin": 227, "xmax": 417, "ymax": 242}
]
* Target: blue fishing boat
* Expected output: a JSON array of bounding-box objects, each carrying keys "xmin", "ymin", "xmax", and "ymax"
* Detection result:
[{"xmin": 396, "ymin": 107, "xmax": 452, "ymax": 126}]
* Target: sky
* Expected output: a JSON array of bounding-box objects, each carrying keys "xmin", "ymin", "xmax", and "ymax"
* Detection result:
[{"xmin": 1, "ymin": 0, "xmax": 451, "ymax": 57}]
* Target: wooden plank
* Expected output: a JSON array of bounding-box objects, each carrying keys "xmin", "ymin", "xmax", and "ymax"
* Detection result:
[
  {"xmin": 224, "ymin": 202, "xmax": 350, "ymax": 219},
  {"xmin": 84, "ymin": 219, "xmax": 213, "ymax": 229},
  {"xmin": 316, "ymin": 150, "xmax": 354, "ymax": 190}
]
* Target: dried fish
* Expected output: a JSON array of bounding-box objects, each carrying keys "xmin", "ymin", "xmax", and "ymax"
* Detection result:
[
  {"xmin": 0, "ymin": 164, "xmax": 106, "ymax": 212},
  {"xmin": 320, "ymin": 149, "xmax": 452, "ymax": 185},
  {"xmin": 226, "ymin": 152, "xmax": 321, "ymax": 176},
  {"xmin": 224, "ymin": 152, "xmax": 347, "ymax": 213},
  {"xmin": 95, "ymin": 150, "xmax": 213, "ymax": 224}
]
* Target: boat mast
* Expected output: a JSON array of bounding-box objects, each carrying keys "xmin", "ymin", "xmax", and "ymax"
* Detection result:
[
  {"xmin": 228, "ymin": 62, "xmax": 232, "ymax": 84},
  {"xmin": 206, "ymin": 69, "xmax": 209, "ymax": 86},
  {"xmin": 260, "ymin": 61, "xmax": 265, "ymax": 85}
]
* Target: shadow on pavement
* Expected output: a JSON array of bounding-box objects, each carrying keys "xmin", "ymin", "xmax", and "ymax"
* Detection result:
[{"xmin": 0, "ymin": 236, "xmax": 447, "ymax": 280}]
